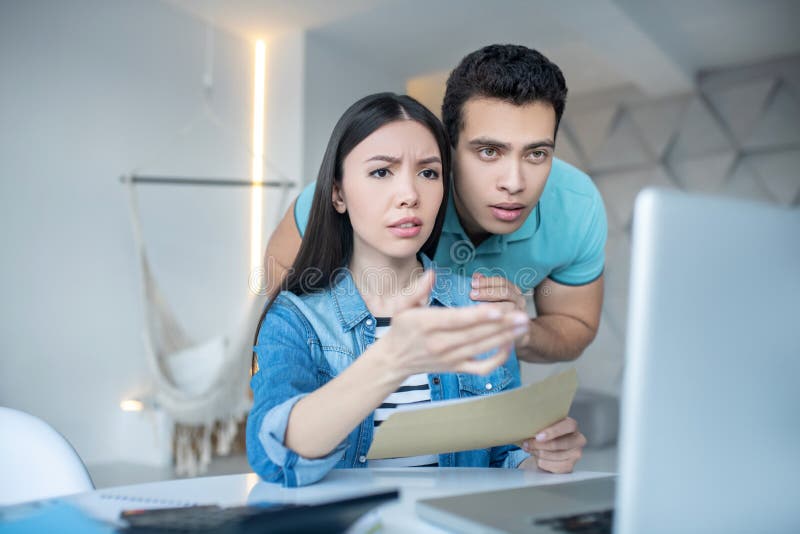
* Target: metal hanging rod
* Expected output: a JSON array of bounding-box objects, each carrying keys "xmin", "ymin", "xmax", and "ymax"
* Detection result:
[{"xmin": 120, "ymin": 174, "xmax": 295, "ymax": 188}]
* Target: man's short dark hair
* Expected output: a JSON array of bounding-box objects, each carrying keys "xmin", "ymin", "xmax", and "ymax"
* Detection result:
[{"xmin": 442, "ymin": 44, "xmax": 568, "ymax": 147}]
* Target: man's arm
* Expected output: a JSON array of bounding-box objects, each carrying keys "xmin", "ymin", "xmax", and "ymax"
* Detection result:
[
  {"xmin": 262, "ymin": 199, "xmax": 302, "ymax": 296},
  {"xmin": 520, "ymin": 275, "xmax": 604, "ymax": 363},
  {"xmin": 469, "ymin": 272, "xmax": 604, "ymax": 363}
]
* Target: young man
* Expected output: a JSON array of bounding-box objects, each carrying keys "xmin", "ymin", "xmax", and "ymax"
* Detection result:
[{"xmin": 263, "ymin": 45, "xmax": 604, "ymax": 472}]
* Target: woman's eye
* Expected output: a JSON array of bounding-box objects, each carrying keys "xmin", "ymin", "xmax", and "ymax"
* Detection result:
[
  {"xmin": 419, "ymin": 169, "xmax": 439, "ymax": 179},
  {"xmin": 370, "ymin": 168, "xmax": 390, "ymax": 178},
  {"xmin": 479, "ymin": 147, "xmax": 498, "ymax": 159}
]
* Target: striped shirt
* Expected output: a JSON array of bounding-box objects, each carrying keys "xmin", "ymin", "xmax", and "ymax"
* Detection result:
[{"xmin": 368, "ymin": 317, "xmax": 439, "ymax": 468}]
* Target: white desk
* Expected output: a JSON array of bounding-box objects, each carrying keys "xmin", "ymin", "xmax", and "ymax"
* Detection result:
[{"xmin": 68, "ymin": 468, "xmax": 613, "ymax": 532}]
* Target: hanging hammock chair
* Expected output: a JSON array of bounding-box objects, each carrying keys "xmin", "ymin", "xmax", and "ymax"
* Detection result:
[
  {"xmin": 121, "ymin": 98, "xmax": 293, "ymax": 476},
  {"xmin": 118, "ymin": 18, "xmax": 295, "ymax": 476},
  {"xmin": 126, "ymin": 181, "xmax": 275, "ymax": 476}
]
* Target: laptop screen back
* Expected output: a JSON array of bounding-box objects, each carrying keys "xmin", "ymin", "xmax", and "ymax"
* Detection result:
[{"xmin": 616, "ymin": 189, "xmax": 800, "ymax": 534}]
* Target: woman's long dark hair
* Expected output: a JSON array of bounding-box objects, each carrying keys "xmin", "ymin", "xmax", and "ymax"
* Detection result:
[{"xmin": 252, "ymin": 93, "xmax": 451, "ymax": 370}]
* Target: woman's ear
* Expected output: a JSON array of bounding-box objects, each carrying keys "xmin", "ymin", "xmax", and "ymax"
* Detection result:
[{"xmin": 332, "ymin": 182, "xmax": 347, "ymax": 214}]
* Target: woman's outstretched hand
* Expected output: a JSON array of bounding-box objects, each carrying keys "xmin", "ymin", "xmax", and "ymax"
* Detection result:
[{"xmin": 373, "ymin": 270, "xmax": 530, "ymax": 380}]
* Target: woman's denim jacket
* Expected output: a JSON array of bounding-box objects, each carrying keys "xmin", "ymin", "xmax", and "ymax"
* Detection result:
[{"xmin": 246, "ymin": 255, "xmax": 530, "ymax": 487}]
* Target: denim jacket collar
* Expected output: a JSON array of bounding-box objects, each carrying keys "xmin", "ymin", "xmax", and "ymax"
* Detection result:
[{"xmin": 331, "ymin": 254, "xmax": 454, "ymax": 332}]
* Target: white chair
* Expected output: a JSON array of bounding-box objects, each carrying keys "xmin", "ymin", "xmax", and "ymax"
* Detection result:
[{"xmin": 0, "ymin": 406, "xmax": 94, "ymax": 505}]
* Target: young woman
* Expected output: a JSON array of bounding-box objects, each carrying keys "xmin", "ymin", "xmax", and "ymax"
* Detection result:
[{"xmin": 247, "ymin": 93, "xmax": 554, "ymax": 487}]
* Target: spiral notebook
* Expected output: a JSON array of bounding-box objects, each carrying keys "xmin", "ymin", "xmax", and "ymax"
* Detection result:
[{"xmin": 72, "ymin": 491, "xmax": 202, "ymax": 526}]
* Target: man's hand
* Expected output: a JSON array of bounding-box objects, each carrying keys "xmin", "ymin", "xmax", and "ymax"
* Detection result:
[
  {"xmin": 517, "ymin": 417, "xmax": 587, "ymax": 473},
  {"xmin": 470, "ymin": 273, "xmax": 529, "ymax": 342},
  {"xmin": 471, "ymin": 272, "xmax": 604, "ymax": 363},
  {"xmin": 470, "ymin": 272, "xmax": 526, "ymax": 312}
]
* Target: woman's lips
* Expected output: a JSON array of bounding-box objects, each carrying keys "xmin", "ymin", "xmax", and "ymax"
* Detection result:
[
  {"xmin": 388, "ymin": 225, "xmax": 422, "ymax": 237},
  {"xmin": 388, "ymin": 217, "xmax": 423, "ymax": 238},
  {"xmin": 490, "ymin": 205, "xmax": 524, "ymax": 222}
]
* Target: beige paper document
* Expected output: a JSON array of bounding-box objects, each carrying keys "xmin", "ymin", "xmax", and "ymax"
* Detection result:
[{"xmin": 367, "ymin": 368, "xmax": 578, "ymax": 460}]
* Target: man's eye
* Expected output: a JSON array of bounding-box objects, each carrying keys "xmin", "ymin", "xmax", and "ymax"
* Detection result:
[
  {"xmin": 529, "ymin": 150, "xmax": 548, "ymax": 162},
  {"xmin": 370, "ymin": 168, "xmax": 390, "ymax": 178},
  {"xmin": 479, "ymin": 147, "xmax": 498, "ymax": 159},
  {"xmin": 419, "ymin": 169, "xmax": 439, "ymax": 179}
]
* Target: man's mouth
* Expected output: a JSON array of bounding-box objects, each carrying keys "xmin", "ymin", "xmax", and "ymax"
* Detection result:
[{"xmin": 490, "ymin": 203, "xmax": 525, "ymax": 222}]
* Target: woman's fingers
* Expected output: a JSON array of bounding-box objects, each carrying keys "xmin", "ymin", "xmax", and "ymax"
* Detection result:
[
  {"xmin": 529, "ymin": 417, "xmax": 581, "ymax": 446},
  {"xmin": 453, "ymin": 343, "xmax": 511, "ymax": 375},
  {"xmin": 394, "ymin": 269, "xmax": 436, "ymax": 311},
  {"xmin": 521, "ymin": 417, "xmax": 586, "ymax": 474},
  {"xmin": 389, "ymin": 304, "xmax": 529, "ymax": 376},
  {"xmin": 531, "ymin": 446, "xmax": 583, "ymax": 462},
  {"xmin": 530, "ymin": 432, "xmax": 587, "ymax": 453},
  {"xmin": 534, "ymin": 458, "xmax": 578, "ymax": 474},
  {"xmin": 440, "ymin": 326, "xmax": 526, "ymax": 366},
  {"xmin": 405, "ymin": 304, "xmax": 516, "ymax": 333},
  {"xmin": 425, "ymin": 313, "xmax": 528, "ymax": 356}
]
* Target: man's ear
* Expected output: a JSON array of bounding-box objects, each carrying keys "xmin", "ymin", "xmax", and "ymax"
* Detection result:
[{"xmin": 332, "ymin": 182, "xmax": 347, "ymax": 214}]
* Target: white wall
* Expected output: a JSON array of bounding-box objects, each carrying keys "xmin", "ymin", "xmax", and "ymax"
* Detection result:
[
  {"xmin": 0, "ymin": 0, "xmax": 301, "ymax": 466},
  {"xmin": 302, "ymin": 32, "xmax": 405, "ymax": 184},
  {"xmin": 257, "ymin": 31, "xmax": 305, "ymax": 259}
]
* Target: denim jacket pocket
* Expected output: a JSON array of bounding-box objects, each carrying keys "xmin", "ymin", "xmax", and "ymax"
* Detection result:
[
  {"xmin": 314, "ymin": 344, "xmax": 357, "ymax": 382},
  {"xmin": 456, "ymin": 364, "xmax": 514, "ymax": 396}
]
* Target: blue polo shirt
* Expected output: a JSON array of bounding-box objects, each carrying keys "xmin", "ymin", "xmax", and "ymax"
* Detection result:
[{"xmin": 293, "ymin": 158, "xmax": 607, "ymax": 293}]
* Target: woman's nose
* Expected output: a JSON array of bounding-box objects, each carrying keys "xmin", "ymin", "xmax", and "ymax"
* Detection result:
[{"xmin": 396, "ymin": 173, "xmax": 420, "ymax": 208}]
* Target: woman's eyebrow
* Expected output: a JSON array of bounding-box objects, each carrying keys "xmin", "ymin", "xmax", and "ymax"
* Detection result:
[
  {"xmin": 418, "ymin": 156, "xmax": 442, "ymax": 165},
  {"xmin": 364, "ymin": 155, "xmax": 400, "ymax": 164}
]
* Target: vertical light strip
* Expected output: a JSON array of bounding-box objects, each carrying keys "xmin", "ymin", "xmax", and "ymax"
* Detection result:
[{"xmin": 250, "ymin": 40, "xmax": 266, "ymax": 277}]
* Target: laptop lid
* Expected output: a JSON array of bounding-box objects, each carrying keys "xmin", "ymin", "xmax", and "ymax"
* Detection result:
[
  {"xmin": 416, "ymin": 477, "xmax": 616, "ymax": 534},
  {"xmin": 616, "ymin": 188, "xmax": 800, "ymax": 534}
]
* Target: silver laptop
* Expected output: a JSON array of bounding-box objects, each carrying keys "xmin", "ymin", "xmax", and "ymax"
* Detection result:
[{"xmin": 417, "ymin": 188, "xmax": 800, "ymax": 534}]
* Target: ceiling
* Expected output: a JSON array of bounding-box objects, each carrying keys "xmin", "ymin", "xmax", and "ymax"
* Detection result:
[
  {"xmin": 168, "ymin": 0, "xmax": 800, "ymax": 97},
  {"xmin": 166, "ymin": 0, "xmax": 383, "ymax": 39}
]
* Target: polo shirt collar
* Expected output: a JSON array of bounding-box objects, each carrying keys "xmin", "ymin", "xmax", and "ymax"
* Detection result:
[{"xmin": 443, "ymin": 189, "xmax": 540, "ymax": 252}]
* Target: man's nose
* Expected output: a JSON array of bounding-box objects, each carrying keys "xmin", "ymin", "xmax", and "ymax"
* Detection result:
[{"xmin": 497, "ymin": 160, "xmax": 525, "ymax": 195}]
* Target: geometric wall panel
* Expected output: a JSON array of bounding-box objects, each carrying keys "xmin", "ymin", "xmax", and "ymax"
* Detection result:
[
  {"xmin": 668, "ymin": 150, "xmax": 737, "ymax": 193},
  {"xmin": 744, "ymin": 83, "xmax": 800, "ymax": 149},
  {"xmin": 589, "ymin": 110, "xmax": 652, "ymax": 172},
  {"xmin": 780, "ymin": 61, "xmax": 800, "ymax": 99},
  {"xmin": 722, "ymin": 160, "xmax": 775, "ymax": 204},
  {"xmin": 555, "ymin": 127, "xmax": 586, "ymax": 169},
  {"xmin": 628, "ymin": 96, "xmax": 690, "ymax": 159},
  {"xmin": 595, "ymin": 165, "xmax": 677, "ymax": 229},
  {"xmin": 574, "ymin": 317, "xmax": 624, "ymax": 396},
  {"xmin": 561, "ymin": 56, "xmax": 800, "ymax": 399},
  {"xmin": 706, "ymin": 78, "xmax": 776, "ymax": 146},
  {"xmin": 602, "ymin": 294, "xmax": 629, "ymax": 342},
  {"xmin": 745, "ymin": 150, "xmax": 800, "ymax": 205},
  {"xmin": 604, "ymin": 231, "xmax": 631, "ymax": 294},
  {"xmin": 784, "ymin": 67, "xmax": 800, "ymax": 101},
  {"xmin": 595, "ymin": 168, "xmax": 652, "ymax": 230},
  {"xmin": 567, "ymin": 106, "xmax": 618, "ymax": 164},
  {"xmin": 669, "ymin": 96, "xmax": 734, "ymax": 158}
]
